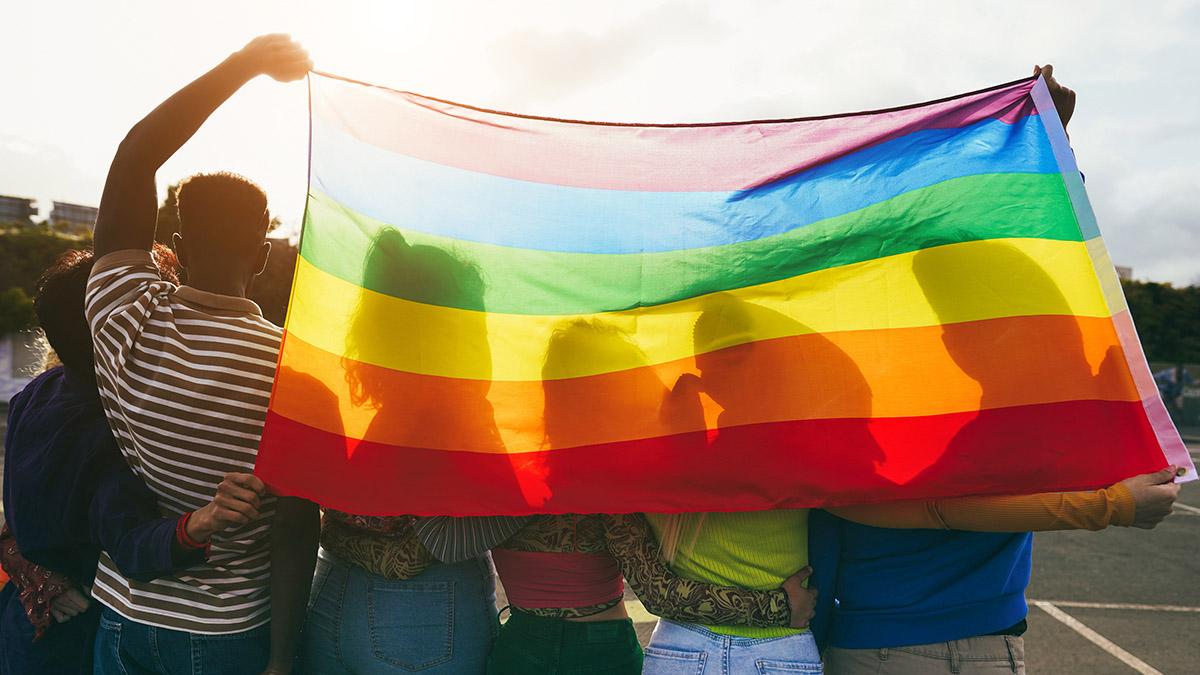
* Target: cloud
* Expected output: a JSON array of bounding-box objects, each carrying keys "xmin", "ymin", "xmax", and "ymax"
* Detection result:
[
  {"xmin": 0, "ymin": 135, "xmax": 103, "ymax": 215},
  {"xmin": 487, "ymin": 1, "xmax": 724, "ymax": 105},
  {"xmin": 2, "ymin": 0, "xmax": 1196, "ymax": 285}
]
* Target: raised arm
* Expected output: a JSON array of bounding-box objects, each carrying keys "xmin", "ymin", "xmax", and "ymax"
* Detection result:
[
  {"xmin": 600, "ymin": 513, "xmax": 814, "ymax": 629},
  {"xmin": 829, "ymin": 468, "xmax": 1180, "ymax": 532},
  {"xmin": 93, "ymin": 34, "xmax": 309, "ymax": 257}
]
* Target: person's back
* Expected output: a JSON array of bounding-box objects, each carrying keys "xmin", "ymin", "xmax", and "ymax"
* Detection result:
[
  {"xmin": 1, "ymin": 246, "xmax": 265, "ymax": 674},
  {"xmin": 85, "ymin": 34, "xmax": 310, "ymax": 675},
  {"xmin": 1, "ymin": 367, "xmax": 122, "ymax": 673},
  {"xmin": 487, "ymin": 512, "xmax": 806, "ymax": 674},
  {"xmin": 811, "ymin": 512, "xmax": 1030, "ymax": 649},
  {"xmin": 86, "ymin": 249, "xmax": 281, "ymax": 631},
  {"xmin": 643, "ymin": 510, "xmax": 819, "ymax": 672}
]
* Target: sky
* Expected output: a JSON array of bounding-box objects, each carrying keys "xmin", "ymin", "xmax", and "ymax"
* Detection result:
[{"xmin": 2, "ymin": 0, "xmax": 1198, "ymax": 284}]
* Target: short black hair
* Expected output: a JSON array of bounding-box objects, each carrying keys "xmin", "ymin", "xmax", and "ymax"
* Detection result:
[
  {"xmin": 176, "ymin": 172, "xmax": 270, "ymax": 253},
  {"xmin": 34, "ymin": 244, "xmax": 179, "ymax": 380}
]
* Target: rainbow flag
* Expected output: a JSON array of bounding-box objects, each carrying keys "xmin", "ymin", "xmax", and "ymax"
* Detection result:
[{"xmin": 256, "ymin": 73, "xmax": 1194, "ymax": 515}]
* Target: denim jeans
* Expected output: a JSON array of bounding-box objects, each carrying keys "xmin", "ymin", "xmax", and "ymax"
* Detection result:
[
  {"xmin": 1, "ymin": 583, "xmax": 99, "ymax": 674},
  {"xmin": 299, "ymin": 549, "xmax": 499, "ymax": 674},
  {"xmin": 92, "ymin": 607, "xmax": 269, "ymax": 675},
  {"xmin": 486, "ymin": 608, "xmax": 643, "ymax": 674},
  {"xmin": 642, "ymin": 619, "xmax": 822, "ymax": 675}
]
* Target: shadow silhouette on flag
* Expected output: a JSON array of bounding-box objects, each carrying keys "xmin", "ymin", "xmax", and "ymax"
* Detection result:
[
  {"xmin": 686, "ymin": 293, "xmax": 893, "ymax": 506},
  {"xmin": 533, "ymin": 319, "xmax": 672, "ymax": 509},
  {"xmin": 338, "ymin": 228, "xmax": 526, "ymax": 514},
  {"xmin": 905, "ymin": 240, "xmax": 1158, "ymax": 496}
]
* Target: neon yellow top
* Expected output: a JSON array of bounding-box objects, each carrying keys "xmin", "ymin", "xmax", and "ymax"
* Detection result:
[{"xmin": 645, "ymin": 509, "xmax": 808, "ymax": 638}]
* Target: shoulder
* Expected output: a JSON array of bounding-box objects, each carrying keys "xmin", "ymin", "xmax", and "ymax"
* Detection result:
[
  {"xmin": 86, "ymin": 249, "xmax": 176, "ymax": 323},
  {"xmin": 7, "ymin": 368, "xmax": 65, "ymax": 417},
  {"xmin": 91, "ymin": 249, "xmax": 155, "ymax": 274}
]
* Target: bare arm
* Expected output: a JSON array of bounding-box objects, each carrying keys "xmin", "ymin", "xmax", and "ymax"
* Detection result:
[
  {"xmin": 263, "ymin": 497, "xmax": 321, "ymax": 675},
  {"xmin": 93, "ymin": 34, "xmax": 309, "ymax": 257}
]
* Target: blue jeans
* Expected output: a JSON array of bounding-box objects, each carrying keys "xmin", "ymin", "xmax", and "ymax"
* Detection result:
[
  {"xmin": 92, "ymin": 607, "xmax": 269, "ymax": 675},
  {"xmin": 1, "ymin": 582, "xmax": 99, "ymax": 674},
  {"xmin": 643, "ymin": 620, "xmax": 823, "ymax": 675},
  {"xmin": 299, "ymin": 550, "xmax": 499, "ymax": 674}
]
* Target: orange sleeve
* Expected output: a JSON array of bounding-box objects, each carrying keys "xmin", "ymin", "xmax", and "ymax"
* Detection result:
[{"xmin": 828, "ymin": 482, "xmax": 1135, "ymax": 532}]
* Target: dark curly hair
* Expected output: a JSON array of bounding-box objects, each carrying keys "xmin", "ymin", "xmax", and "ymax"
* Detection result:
[
  {"xmin": 176, "ymin": 172, "xmax": 271, "ymax": 254},
  {"xmin": 34, "ymin": 244, "xmax": 179, "ymax": 381}
]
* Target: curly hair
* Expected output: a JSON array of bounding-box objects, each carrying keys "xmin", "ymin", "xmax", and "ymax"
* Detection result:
[
  {"xmin": 34, "ymin": 244, "xmax": 179, "ymax": 380},
  {"xmin": 176, "ymin": 172, "xmax": 271, "ymax": 253}
]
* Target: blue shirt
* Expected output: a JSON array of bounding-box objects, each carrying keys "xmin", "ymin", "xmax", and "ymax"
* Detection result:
[{"xmin": 809, "ymin": 509, "xmax": 1031, "ymax": 650}]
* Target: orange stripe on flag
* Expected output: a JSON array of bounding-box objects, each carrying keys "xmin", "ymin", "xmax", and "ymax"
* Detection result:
[{"xmin": 270, "ymin": 313, "xmax": 1139, "ymax": 454}]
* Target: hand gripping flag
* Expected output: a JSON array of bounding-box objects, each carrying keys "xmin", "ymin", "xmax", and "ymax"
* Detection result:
[{"xmin": 256, "ymin": 73, "xmax": 1195, "ymax": 515}]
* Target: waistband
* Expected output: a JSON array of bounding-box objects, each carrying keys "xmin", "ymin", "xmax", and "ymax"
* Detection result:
[
  {"xmin": 657, "ymin": 619, "xmax": 814, "ymax": 647},
  {"xmin": 320, "ymin": 520, "xmax": 433, "ymax": 580},
  {"xmin": 505, "ymin": 608, "xmax": 636, "ymax": 643}
]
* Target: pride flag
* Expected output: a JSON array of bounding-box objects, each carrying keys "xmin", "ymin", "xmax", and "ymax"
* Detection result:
[{"xmin": 256, "ymin": 73, "xmax": 1194, "ymax": 516}]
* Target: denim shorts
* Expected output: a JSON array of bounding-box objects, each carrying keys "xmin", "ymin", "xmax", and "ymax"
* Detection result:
[
  {"xmin": 299, "ymin": 549, "xmax": 499, "ymax": 674},
  {"xmin": 643, "ymin": 619, "xmax": 822, "ymax": 675}
]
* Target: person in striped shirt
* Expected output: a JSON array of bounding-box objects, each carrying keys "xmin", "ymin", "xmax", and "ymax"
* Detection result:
[
  {"xmin": 0, "ymin": 246, "xmax": 267, "ymax": 675},
  {"xmin": 85, "ymin": 35, "xmax": 310, "ymax": 675}
]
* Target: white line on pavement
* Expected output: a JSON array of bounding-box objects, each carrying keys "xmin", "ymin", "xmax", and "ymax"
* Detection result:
[
  {"xmin": 1030, "ymin": 599, "xmax": 1200, "ymax": 613},
  {"xmin": 1032, "ymin": 601, "xmax": 1163, "ymax": 675},
  {"xmin": 1173, "ymin": 503, "xmax": 1200, "ymax": 516}
]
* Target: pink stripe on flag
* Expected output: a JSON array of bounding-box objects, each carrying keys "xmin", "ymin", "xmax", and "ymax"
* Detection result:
[
  {"xmin": 311, "ymin": 74, "xmax": 1039, "ymax": 192},
  {"xmin": 1111, "ymin": 310, "xmax": 1195, "ymax": 480}
]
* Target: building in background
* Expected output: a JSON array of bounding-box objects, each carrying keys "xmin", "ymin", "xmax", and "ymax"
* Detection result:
[
  {"xmin": 49, "ymin": 200, "xmax": 99, "ymax": 233},
  {"xmin": 0, "ymin": 331, "xmax": 42, "ymax": 400},
  {"xmin": 0, "ymin": 195, "xmax": 38, "ymax": 227},
  {"xmin": 1115, "ymin": 265, "xmax": 1134, "ymax": 281}
]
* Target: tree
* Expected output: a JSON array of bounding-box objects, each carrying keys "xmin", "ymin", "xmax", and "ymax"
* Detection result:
[
  {"xmin": 1121, "ymin": 279, "xmax": 1200, "ymax": 363},
  {"xmin": 0, "ymin": 287, "xmax": 36, "ymax": 334},
  {"xmin": 0, "ymin": 227, "xmax": 85, "ymax": 294},
  {"xmin": 250, "ymin": 238, "xmax": 298, "ymax": 325}
]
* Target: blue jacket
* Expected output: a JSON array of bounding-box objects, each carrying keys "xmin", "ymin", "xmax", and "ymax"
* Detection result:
[
  {"xmin": 1, "ymin": 367, "xmax": 202, "ymax": 674},
  {"xmin": 810, "ymin": 509, "xmax": 1031, "ymax": 650}
]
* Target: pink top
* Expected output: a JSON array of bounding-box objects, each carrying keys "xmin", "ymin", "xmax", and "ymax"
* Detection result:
[{"xmin": 491, "ymin": 548, "xmax": 624, "ymax": 609}]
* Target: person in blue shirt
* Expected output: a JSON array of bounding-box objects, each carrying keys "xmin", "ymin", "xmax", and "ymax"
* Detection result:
[
  {"xmin": 0, "ymin": 246, "xmax": 265, "ymax": 674},
  {"xmin": 808, "ymin": 64, "xmax": 1188, "ymax": 675}
]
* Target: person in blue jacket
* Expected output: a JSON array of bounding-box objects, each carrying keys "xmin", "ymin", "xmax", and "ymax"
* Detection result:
[
  {"xmin": 808, "ymin": 65, "xmax": 1187, "ymax": 675},
  {"xmin": 0, "ymin": 247, "xmax": 265, "ymax": 674}
]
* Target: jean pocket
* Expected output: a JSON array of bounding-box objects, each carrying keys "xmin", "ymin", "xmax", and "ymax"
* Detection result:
[
  {"xmin": 94, "ymin": 614, "xmax": 129, "ymax": 675},
  {"xmin": 367, "ymin": 578, "xmax": 453, "ymax": 671},
  {"xmin": 642, "ymin": 646, "xmax": 708, "ymax": 675},
  {"xmin": 755, "ymin": 658, "xmax": 823, "ymax": 674}
]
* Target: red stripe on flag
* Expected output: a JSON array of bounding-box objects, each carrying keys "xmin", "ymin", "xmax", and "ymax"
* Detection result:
[{"xmin": 256, "ymin": 399, "xmax": 1166, "ymax": 516}]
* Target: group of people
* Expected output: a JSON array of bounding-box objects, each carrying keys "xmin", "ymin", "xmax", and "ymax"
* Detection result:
[{"xmin": 0, "ymin": 35, "xmax": 1184, "ymax": 675}]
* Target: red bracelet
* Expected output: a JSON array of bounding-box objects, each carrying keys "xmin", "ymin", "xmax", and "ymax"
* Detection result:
[{"xmin": 176, "ymin": 512, "xmax": 208, "ymax": 550}]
